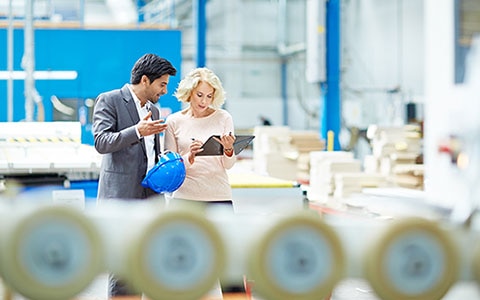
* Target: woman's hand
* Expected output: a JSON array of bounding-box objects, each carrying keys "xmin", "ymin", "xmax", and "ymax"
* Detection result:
[
  {"xmin": 188, "ymin": 139, "xmax": 204, "ymax": 164},
  {"xmin": 214, "ymin": 132, "xmax": 236, "ymax": 157}
]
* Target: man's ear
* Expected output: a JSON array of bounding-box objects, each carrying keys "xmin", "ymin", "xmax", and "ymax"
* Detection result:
[{"xmin": 142, "ymin": 75, "xmax": 150, "ymax": 85}]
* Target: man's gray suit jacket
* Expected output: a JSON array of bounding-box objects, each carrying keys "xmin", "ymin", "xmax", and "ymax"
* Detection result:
[{"xmin": 93, "ymin": 84, "xmax": 161, "ymax": 200}]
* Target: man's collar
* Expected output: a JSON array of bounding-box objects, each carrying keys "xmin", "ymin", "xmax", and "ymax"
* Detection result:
[{"xmin": 128, "ymin": 84, "xmax": 148, "ymax": 108}]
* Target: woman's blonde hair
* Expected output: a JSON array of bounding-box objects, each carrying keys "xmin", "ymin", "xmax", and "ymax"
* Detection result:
[{"xmin": 174, "ymin": 67, "xmax": 226, "ymax": 109}]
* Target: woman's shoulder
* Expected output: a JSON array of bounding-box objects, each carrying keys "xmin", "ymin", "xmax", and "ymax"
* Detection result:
[
  {"xmin": 166, "ymin": 109, "xmax": 189, "ymax": 120},
  {"xmin": 214, "ymin": 108, "xmax": 233, "ymax": 119}
]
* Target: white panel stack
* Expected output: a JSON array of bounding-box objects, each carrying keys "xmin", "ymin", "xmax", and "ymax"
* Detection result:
[
  {"xmin": 308, "ymin": 151, "xmax": 357, "ymax": 202},
  {"xmin": 367, "ymin": 124, "xmax": 422, "ymax": 177},
  {"xmin": 252, "ymin": 126, "xmax": 298, "ymax": 180},
  {"xmin": 333, "ymin": 172, "xmax": 387, "ymax": 198}
]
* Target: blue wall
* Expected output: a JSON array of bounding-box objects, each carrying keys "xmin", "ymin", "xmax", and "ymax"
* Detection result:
[{"xmin": 0, "ymin": 27, "xmax": 182, "ymax": 144}]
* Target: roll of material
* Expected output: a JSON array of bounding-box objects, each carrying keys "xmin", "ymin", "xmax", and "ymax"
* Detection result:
[
  {"xmin": 90, "ymin": 201, "xmax": 226, "ymax": 300},
  {"xmin": 363, "ymin": 217, "xmax": 460, "ymax": 300},
  {"xmin": 2, "ymin": 196, "xmax": 480, "ymax": 299},
  {"xmin": 206, "ymin": 206, "xmax": 274, "ymax": 287},
  {"xmin": 0, "ymin": 204, "xmax": 103, "ymax": 300},
  {"xmin": 472, "ymin": 238, "xmax": 480, "ymax": 286},
  {"xmin": 87, "ymin": 200, "xmax": 163, "ymax": 278},
  {"xmin": 127, "ymin": 209, "xmax": 226, "ymax": 300},
  {"xmin": 247, "ymin": 212, "xmax": 345, "ymax": 300}
]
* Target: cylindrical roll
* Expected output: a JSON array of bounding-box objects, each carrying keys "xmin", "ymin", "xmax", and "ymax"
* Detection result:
[
  {"xmin": 469, "ymin": 233, "xmax": 480, "ymax": 287},
  {"xmin": 364, "ymin": 217, "xmax": 460, "ymax": 300},
  {"xmin": 247, "ymin": 212, "xmax": 345, "ymax": 300},
  {"xmin": 0, "ymin": 204, "xmax": 103, "ymax": 300},
  {"xmin": 126, "ymin": 209, "xmax": 226, "ymax": 300}
]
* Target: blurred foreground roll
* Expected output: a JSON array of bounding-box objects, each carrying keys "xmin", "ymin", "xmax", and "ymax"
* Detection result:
[
  {"xmin": 126, "ymin": 209, "xmax": 226, "ymax": 300},
  {"xmin": 247, "ymin": 212, "xmax": 345, "ymax": 300},
  {"xmin": 364, "ymin": 217, "xmax": 459, "ymax": 300},
  {"xmin": 0, "ymin": 204, "xmax": 103, "ymax": 300},
  {"xmin": 473, "ymin": 238, "xmax": 480, "ymax": 287}
]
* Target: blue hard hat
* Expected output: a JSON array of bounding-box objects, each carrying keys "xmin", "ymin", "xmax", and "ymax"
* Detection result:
[{"xmin": 141, "ymin": 151, "xmax": 186, "ymax": 193}]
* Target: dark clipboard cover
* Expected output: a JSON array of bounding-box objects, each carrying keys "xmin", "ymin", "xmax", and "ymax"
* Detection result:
[{"xmin": 196, "ymin": 135, "xmax": 255, "ymax": 156}]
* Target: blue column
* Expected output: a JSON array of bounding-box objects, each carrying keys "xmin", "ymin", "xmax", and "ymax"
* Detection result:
[
  {"xmin": 195, "ymin": 0, "xmax": 207, "ymax": 67},
  {"xmin": 323, "ymin": 0, "xmax": 341, "ymax": 150},
  {"xmin": 137, "ymin": 0, "xmax": 146, "ymax": 24}
]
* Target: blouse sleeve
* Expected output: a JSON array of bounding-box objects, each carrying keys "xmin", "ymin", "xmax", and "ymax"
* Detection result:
[
  {"xmin": 164, "ymin": 115, "xmax": 194, "ymax": 169},
  {"xmin": 221, "ymin": 111, "xmax": 236, "ymax": 169}
]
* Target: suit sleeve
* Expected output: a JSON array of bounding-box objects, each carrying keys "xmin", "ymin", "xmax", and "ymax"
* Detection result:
[{"xmin": 92, "ymin": 93, "xmax": 140, "ymax": 154}]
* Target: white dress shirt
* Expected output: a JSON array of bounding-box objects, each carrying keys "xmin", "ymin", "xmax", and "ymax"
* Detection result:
[{"xmin": 128, "ymin": 85, "xmax": 156, "ymax": 174}]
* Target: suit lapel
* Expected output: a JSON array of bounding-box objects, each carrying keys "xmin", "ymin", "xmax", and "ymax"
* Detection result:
[
  {"xmin": 122, "ymin": 85, "xmax": 140, "ymax": 125},
  {"xmin": 151, "ymin": 106, "xmax": 159, "ymax": 120}
]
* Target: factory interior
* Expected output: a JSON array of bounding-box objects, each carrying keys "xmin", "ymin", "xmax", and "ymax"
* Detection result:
[{"xmin": 1, "ymin": 0, "xmax": 480, "ymax": 299}]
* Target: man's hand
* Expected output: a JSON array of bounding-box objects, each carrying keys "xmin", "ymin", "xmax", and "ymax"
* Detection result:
[{"xmin": 137, "ymin": 111, "xmax": 167, "ymax": 137}]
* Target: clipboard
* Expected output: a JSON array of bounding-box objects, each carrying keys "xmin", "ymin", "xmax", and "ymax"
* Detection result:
[{"xmin": 197, "ymin": 135, "xmax": 255, "ymax": 156}]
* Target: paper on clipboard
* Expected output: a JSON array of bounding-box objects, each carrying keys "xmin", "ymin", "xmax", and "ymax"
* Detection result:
[{"xmin": 196, "ymin": 135, "xmax": 255, "ymax": 156}]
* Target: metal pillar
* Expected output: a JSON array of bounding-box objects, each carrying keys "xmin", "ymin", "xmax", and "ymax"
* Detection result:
[
  {"xmin": 7, "ymin": 0, "xmax": 13, "ymax": 122},
  {"xmin": 23, "ymin": 0, "xmax": 35, "ymax": 122},
  {"xmin": 323, "ymin": 0, "xmax": 341, "ymax": 150},
  {"xmin": 79, "ymin": 0, "xmax": 85, "ymax": 26},
  {"xmin": 278, "ymin": 0, "xmax": 288, "ymax": 126},
  {"xmin": 137, "ymin": 0, "xmax": 146, "ymax": 24},
  {"xmin": 195, "ymin": 0, "xmax": 207, "ymax": 67},
  {"xmin": 281, "ymin": 61, "xmax": 288, "ymax": 125}
]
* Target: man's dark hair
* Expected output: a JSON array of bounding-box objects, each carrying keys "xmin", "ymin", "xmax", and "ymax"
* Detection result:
[{"xmin": 130, "ymin": 53, "xmax": 177, "ymax": 84}]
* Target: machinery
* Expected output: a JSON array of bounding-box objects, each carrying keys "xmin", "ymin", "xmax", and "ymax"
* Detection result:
[{"xmin": 0, "ymin": 121, "xmax": 101, "ymax": 200}]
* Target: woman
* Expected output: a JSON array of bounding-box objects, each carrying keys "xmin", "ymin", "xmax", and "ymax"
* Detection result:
[{"xmin": 164, "ymin": 67, "xmax": 236, "ymax": 203}]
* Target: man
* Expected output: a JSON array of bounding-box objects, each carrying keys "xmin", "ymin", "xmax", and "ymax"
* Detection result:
[
  {"xmin": 92, "ymin": 53, "xmax": 176, "ymax": 297},
  {"xmin": 93, "ymin": 53, "xmax": 177, "ymax": 201}
]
